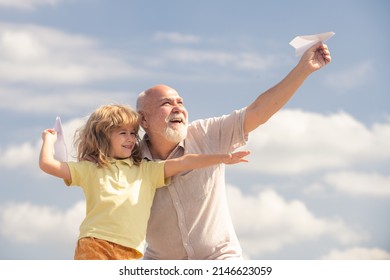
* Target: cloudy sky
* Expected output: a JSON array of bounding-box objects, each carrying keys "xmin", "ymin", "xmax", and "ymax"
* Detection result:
[{"xmin": 0, "ymin": 0, "xmax": 389, "ymax": 260}]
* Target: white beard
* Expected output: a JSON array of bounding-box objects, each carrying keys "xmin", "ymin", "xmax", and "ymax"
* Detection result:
[{"xmin": 164, "ymin": 123, "xmax": 188, "ymax": 143}]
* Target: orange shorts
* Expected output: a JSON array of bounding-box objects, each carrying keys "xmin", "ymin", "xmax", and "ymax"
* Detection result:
[{"xmin": 74, "ymin": 237, "xmax": 142, "ymax": 260}]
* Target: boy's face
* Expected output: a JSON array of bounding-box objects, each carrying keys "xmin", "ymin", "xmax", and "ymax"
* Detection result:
[{"xmin": 109, "ymin": 125, "xmax": 137, "ymax": 159}]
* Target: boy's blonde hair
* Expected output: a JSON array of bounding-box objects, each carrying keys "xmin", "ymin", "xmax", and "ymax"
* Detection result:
[{"xmin": 75, "ymin": 104, "xmax": 142, "ymax": 167}]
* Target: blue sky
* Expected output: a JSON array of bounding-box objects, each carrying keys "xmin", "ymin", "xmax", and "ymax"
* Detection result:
[{"xmin": 0, "ymin": 0, "xmax": 389, "ymax": 260}]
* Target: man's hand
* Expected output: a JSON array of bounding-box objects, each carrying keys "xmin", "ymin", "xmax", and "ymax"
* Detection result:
[{"xmin": 301, "ymin": 42, "xmax": 332, "ymax": 72}]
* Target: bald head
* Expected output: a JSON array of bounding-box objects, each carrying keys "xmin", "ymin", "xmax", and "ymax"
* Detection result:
[{"xmin": 136, "ymin": 84, "xmax": 178, "ymax": 112}]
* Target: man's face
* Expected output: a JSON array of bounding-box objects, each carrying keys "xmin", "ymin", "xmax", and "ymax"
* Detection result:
[{"xmin": 141, "ymin": 87, "xmax": 188, "ymax": 143}]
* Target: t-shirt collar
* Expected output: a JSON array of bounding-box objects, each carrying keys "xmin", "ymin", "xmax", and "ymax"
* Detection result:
[{"xmin": 109, "ymin": 158, "xmax": 134, "ymax": 167}]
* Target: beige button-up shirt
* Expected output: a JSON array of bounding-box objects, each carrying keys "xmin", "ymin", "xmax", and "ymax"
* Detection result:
[{"xmin": 142, "ymin": 108, "xmax": 247, "ymax": 259}]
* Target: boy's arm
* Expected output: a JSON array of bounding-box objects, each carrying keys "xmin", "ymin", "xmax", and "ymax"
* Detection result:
[
  {"xmin": 39, "ymin": 129, "xmax": 71, "ymax": 180},
  {"xmin": 164, "ymin": 150, "xmax": 250, "ymax": 178}
]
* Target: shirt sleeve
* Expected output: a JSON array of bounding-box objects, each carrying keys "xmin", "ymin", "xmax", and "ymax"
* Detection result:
[
  {"xmin": 141, "ymin": 160, "xmax": 171, "ymax": 189},
  {"xmin": 188, "ymin": 108, "xmax": 248, "ymax": 154},
  {"xmin": 64, "ymin": 161, "xmax": 88, "ymax": 187}
]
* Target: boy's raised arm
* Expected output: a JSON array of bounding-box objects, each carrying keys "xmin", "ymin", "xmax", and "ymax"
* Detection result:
[{"xmin": 39, "ymin": 129, "xmax": 71, "ymax": 180}]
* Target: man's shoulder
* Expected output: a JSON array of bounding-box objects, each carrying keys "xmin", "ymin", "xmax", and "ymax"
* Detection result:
[
  {"xmin": 189, "ymin": 108, "xmax": 245, "ymax": 128},
  {"xmin": 188, "ymin": 116, "xmax": 218, "ymax": 128}
]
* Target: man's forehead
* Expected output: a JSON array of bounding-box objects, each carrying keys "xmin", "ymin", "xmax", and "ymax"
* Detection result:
[
  {"xmin": 141, "ymin": 86, "xmax": 183, "ymax": 106},
  {"xmin": 158, "ymin": 96, "xmax": 183, "ymax": 102}
]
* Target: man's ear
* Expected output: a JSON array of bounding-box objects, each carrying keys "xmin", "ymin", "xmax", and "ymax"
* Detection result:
[{"xmin": 138, "ymin": 111, "xmax": 148, "ymax": 128}]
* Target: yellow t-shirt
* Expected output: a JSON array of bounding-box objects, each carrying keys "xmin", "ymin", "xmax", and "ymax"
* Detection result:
[{"xmin": 65, "ymin": 158, "xmax": 167, "ymax": 256}]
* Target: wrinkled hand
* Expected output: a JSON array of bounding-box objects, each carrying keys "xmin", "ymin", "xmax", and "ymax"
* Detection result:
[
  {"xmin": 225, "ymin": 150, "xmax": 250, "ymax": 164},
  {"xmin": 301, "ymin": 42, "xmax": 331, "ymax": 72}
]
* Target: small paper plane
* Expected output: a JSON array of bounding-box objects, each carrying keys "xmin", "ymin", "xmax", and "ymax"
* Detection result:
[
  {"xmin": 289, "ymin": 31, "xmax": 335, "ymax": 57},
  {"xmin": 53, "ymin": 116, "xmax": 68, "ymax": 162}
]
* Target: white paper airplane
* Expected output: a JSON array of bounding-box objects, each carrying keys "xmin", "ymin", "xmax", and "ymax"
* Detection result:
[
  {"xmin": 53, "ymin": 116, "xmax": 68, "ymax": 162},
  {"xmin": 289, "ymin": 31, "xmax": 335, "ymax": 57}
]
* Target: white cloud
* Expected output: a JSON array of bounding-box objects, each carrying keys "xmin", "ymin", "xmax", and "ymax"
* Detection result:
[
  {"xmin": 0, "ymin": 23, "xmax": 136, "ymax": 85},
  {"xmin": 227, "ymin": 185, "xmax": 367, "ymax": 258},
  {"xmin": 321, "ymin": 247, "xmax": 390, "ymax": 260},
  {"xmin": 0, "ymin": 0, "xmax": 60, "ymax": 10},
  {"xmin": 325, "ymin": 61, "xmax": 374, "ymax": 91},
  {"xmin": 243, "ymin": 109, "xmax": 390, "ymax": 174},
  {"xmin": 0, "ymin": 25, "xmax": 283, "ymax": 86},
  {"xmin": 0, "ymin": 87, "xmax": 135, "ymax": 115},
  {"xmin": 0, "ymin": 118, "xmax": 84, "ymax": 170},
  {"xmin": 0, "ymin": 142, "xmax": 39, "ymax": 169},
  {"xmin": 325, "ymin": 171, "xmax": 390, "ymax": 197},
  {"xmin": 0, "ymin": 200, "xmax": 84, "ymax": 244},
  {"xmin": 302, "ymin": 183, "xmax": 327, "ymax": 196},
  {"xmin": 153, "ymin": 32, "xmax": 201, "ymax": 44}
]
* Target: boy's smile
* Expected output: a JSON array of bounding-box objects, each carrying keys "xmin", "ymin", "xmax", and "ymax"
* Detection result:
[{"xmin": 110, "ymin": 126, "xmax": 137, "ymax": 159}]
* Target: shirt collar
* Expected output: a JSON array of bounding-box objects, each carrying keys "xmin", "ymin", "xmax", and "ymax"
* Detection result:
[
  {"xmin": 140, "ymin": 134, "xmax": 185, "ymax": 160},
  {"xmin": 109, "ymin": 158, "xmax": 134, "ymax": 167}
]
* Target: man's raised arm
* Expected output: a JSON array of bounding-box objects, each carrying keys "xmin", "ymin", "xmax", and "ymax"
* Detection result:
[{"xmin": 244, "ymin": 42, "xmax": 331, "ymax": 134}]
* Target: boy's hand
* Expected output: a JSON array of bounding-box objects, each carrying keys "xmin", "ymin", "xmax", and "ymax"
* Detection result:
[
  {"xmin": 225, "ymin": 150, "xmax": 250, "ymax": 164},
  {"xmin": 42, "ymin": 128, "xmax": 57, "ymax": 142}
]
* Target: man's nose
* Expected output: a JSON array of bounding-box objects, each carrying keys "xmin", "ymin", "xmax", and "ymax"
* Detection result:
[{"xmin": 172, "ymin": 103, "xmax": 184, "ymax": 113}]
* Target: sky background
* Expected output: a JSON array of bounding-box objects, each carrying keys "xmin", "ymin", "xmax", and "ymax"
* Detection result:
[{"xmin": 0, "ymin": 0, "xmax": 389, "ymax": 260}]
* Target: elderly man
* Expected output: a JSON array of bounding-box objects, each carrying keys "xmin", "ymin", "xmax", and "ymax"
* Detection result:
[{"xmin": 136, "ymin": 42, "xmax": 331, "ymax": 259}]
